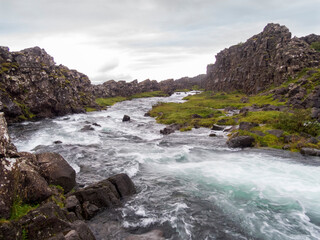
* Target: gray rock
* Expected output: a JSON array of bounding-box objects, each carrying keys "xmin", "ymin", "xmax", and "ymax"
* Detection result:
[
  {"xmin": 211, "ymin": 124, "xmax": 224, "ymax": 131},
  {"xmin": 266, "ymin": 129, "xmax": 284, "ymax": 138},
  {"xmin": 239, "ymin": 122, "xmax": 259, "ymax": 131},
  {"xmin": 36, "ymin": 152, "xmax": 76, "ymax": 193},
  {"xmin": 108, "ymin": 173, "xmax": 136, "ymax": 198},
  {"xmin": 227, "ymin": 136, "xmax": 255, "ymax": 148},
  {"xmin": 300, "ymin": 148, "xmax": 320, "ymax": 156},
  {"xmin": 80, "ymin": 125, "xmax": 94, "ymax": 131}
]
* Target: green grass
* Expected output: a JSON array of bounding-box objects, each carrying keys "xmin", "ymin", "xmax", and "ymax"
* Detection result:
[
  {"xmin": 311, "ymin": 41, "xmax": 320, "ymax": 52},
  {"xmin": 129, "ymin": 91, "xmax": 168, "ymax": 99},
  {"xmin": 95, "ymin": 91, "xmax": 168, "ymax": 110},
  {"xmin": 85, "ymin": 107, "xmax": 97, "ymax": 112},
  {"xmin": 95, "ymin": 96, "xmax": 127, "ymax": 107}
]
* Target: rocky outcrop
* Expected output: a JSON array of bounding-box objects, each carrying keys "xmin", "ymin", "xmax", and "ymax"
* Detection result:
[
  {"xmin": 0, "ymin": 113, "xmax": 136, "ymax": 239},
  {"xmin": 205, "ymin": 23, "xmax": 320, "ymax": 94},
  {"xmin": 93, "ymin": 74, "xmax": 205, "ymax": 98},
  {"xmin": 0, "ymin": 46, "xmax": 100, "ymax": 123}
]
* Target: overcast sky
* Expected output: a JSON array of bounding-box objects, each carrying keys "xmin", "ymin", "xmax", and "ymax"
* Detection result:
[{"xmin": 1, "ymin": 0, "xmax": 320, "ymax": 84}]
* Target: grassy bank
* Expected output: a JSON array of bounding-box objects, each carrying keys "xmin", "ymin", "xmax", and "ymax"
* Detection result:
[
  {"xmin": 94, "ymin": 91, "xmax": 168, "ymax": 109},
  {"xmin": 148, "ymin": 68, "xmax": 320, "ymax": 151}
]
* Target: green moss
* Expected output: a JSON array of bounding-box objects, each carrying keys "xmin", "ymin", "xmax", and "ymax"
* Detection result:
[
  {"xmin": 13, "ymin": 101, "xmax": 35, "ymax": 120},
  {"xmin": 175, "ymin": 89, "xmax": 190, "ymax": 92},
  {"xmin": 180, "ymin": 125, "xmax": 193, "ymax": 132},
  {"xmin": 239, "ymin": 111, "xmax": 282, "ymax": 124},
  {"xmin": 10, "ymin": 198, "xmax": 39, "ymax": 220},
  {"xmin": 21, "ymin": 228, "xmax": 28, "ymax": 240},
  {"xmin": 85, "ymin": 107, "xmax": 97, "ymax": 112}
]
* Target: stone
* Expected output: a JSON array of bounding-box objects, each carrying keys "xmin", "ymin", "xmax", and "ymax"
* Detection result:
[
  {"xmin": 71, "ymin": 221, "xmax": 96, "ymax": 240},
  {"xmin": 160, "ymin": 124, "xmax": 181, "ymax": 135},
  {"xmin": 209, "ymin": 133, "xmax": 217, "ymax": 137},
  {"xmin": 36, "ymin": 152, "xmax": 76, "ymax": 193},
  {"xmin": 82, "ymin": 201, "xmax": 99, "ymax": 220},
  {"xmin": 211, "ymin": 124, "xmax": 224, "ymax": 131},
  {"xmin": 239, "ymin": 122, "xmax": 259, "ymax": 131},
  {"xmin": 126, "ymin": 229, "xmax": 165, "ymax": 240},
  {"xmin": 80, "ymin": 125, "xmax": 95, "ymax": 131},
  {"xmin": 300, "ymin": 148, "xmax": 320, "ymax": 156},
  {"xmin": 72, "ymin": 179, "xmax": 121, "ymax": 219},
  {"xmin": 227, "ymin": 136, "xmax": 255, "ymax": 148},
  {"xmin": 266, "ymin": 129, "xmax": 284, "ymax": 138},
  {"xmin": 308, "ymin": 137, "xmax": 319, "ymax": 144},
  {"xmin": 122, "ymin": 115, "xmax": 131, "ymax": 122},
  {"xmin": 92, "ymin": 122, "xmax": 101, "ymax": 127},
  {"xmin": 282, "ymin": 145, "xmax": 290, "ymax": 150},
  {"xmin": 0, "ymin": 112, "xmax": 17, "ymax": 157},
  {"xmin": 65, "ymin": 230, "xmax": 80, "ymax": 240},
  {"xmin": 65, "ymin": 195, "xmax": 80, "ymax": 211},
  {"xmin": 108, "ymin": 173, "xmax": 136, "ymax": 198},
  {"xmin": 54, "ymin": 140, "xmax": 63, "ymax": 144}
]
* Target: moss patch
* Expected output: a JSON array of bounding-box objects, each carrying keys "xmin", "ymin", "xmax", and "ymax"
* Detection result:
[{"xmin": 10, "ymin": 198, "xmax": 39, "ymax": 220}]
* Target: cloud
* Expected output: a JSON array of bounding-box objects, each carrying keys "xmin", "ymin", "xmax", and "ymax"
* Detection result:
[{"xmin": 1, "ymin": 0, "xmax": 320, "ymax": 82}]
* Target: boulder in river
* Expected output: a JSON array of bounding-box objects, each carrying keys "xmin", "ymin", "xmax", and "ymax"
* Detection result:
[
  {"xmin": 227, "ymin": 135, "xmax": 255, "ymax": 148},
  {"xmin": 123, "ymin": 115, "xmax": 131, "ymax": 122},
  {"xmin": 211, "ymin": 124, "xmax": 224, "ymax": 131}
]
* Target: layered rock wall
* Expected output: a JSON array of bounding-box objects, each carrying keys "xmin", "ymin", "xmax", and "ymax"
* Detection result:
[{"xmin": 205, "ymin": 23, "xmax": 320, "ymax": 94}]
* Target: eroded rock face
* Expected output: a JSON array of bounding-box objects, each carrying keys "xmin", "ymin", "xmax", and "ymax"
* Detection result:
[
  {"xmin": 205, "ymin": 23, "xmax": 320, "ymax": 94},
  {"xmin": 0, "ymin": 47, "xmax": 99, "ymax": 123}
]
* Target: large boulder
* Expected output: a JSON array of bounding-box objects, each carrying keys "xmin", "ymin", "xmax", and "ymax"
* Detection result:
[
  {"xmin": 239, "ymin": 122, "xmax": 259, "ymax": 131},
  {"xmin": 0, "ymin": 112, "xmax": 17, "ymax": 157},
  {"xmin": 108, "ymin": 173, "xmax": 136, "ymax": 198},
  {"xmin": 227, "ymin": 136, "xmax": 255, "ymax": 148},
  {"xmin": 36, "ymin": 152, "xmax": 76, "ymax": 193}
]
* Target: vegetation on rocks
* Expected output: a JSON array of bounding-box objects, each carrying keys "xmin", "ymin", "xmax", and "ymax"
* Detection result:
[
  {"xmin": 149, "ymin": 67, "xmax": 320, "ymax": 152},
  {"xmin": 95, "ymin": 91, "xmax": 168, "ymax": 109}
]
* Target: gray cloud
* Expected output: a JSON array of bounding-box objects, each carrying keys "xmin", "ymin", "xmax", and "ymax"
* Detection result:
[{"xmin": 1, "ymin": 0, "xmax": 320, "ymax": 82}]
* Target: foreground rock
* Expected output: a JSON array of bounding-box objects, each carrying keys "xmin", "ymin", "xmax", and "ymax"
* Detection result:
[
  {"xmin": 227, "ymin": 136, "xmax": 255, "ymax": 148},
  {"xmin": 0, "ymin": 112, "xmax": 136, "ymax": 239},
  {"xmin": 160, "ymin": 124, "xmax": 182, "ymax": 135}
]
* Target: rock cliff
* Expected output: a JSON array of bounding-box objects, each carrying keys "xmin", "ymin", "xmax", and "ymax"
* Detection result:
[
  {"xmin": 0, "ymin": 46, "xmax": 99, "ymax": 123},
  {"xmin": 205, "ymin": 23, "xmax": 320, "ymax": 94}
]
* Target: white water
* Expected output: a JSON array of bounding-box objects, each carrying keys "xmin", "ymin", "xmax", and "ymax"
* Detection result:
[{"xmin": 9, "ymin": 92, "xmax": 320, "ymax": 240}]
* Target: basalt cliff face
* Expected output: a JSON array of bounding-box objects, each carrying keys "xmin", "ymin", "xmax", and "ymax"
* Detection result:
[
  {"xmin": 0, "ymin": 47, "xmax": 99, "ymax": 123},
  {"xmin": 205, "ymin": 23, "xmax": 320, "ymax": 94}
]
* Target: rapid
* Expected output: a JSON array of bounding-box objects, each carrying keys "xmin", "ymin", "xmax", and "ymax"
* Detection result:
[{"xmin": 9, "ymin": 92, "xmax": 320, "ymax": 240}]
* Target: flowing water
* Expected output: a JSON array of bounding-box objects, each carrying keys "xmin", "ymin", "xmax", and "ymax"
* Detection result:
[{"xmin": 9, "ymin": 92, "xmax": 320, "ymax": 240}]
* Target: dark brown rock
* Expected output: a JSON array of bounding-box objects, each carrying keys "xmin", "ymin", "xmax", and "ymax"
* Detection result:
[
  {"xmin": 227, "ymin": 136, "xmax": 255, "ymax": 148},
  {"xmin": 160, "ymin": 124, "xmax": 181, "ymax": 135},
  {"xmin": 108, "ymin": 173, "xmax": 136, "ymax": 198},
  {"xmin": 36, "ymin": 152, "xmax": 76, "ymax": 193}
]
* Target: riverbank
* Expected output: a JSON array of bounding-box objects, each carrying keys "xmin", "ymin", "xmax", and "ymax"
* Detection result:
[{"xmin": 148, "ymin": 68, "xmax": 320, "ymax": 153}]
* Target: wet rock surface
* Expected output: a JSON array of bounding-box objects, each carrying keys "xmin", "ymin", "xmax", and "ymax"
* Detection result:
[{"xmin": 0, "ymin": 112, "xmax": 136, "ymax": 240}]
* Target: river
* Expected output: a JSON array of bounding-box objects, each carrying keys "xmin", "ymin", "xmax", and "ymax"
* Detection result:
[{"xmin": 9, "ymin": 92, "xmax": 320, "ymax": 240}]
